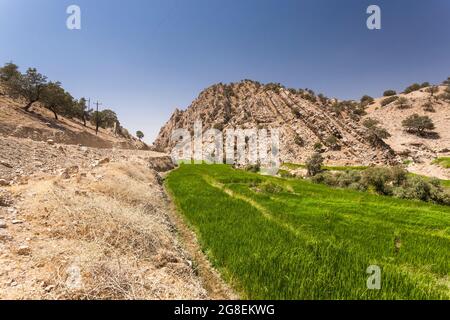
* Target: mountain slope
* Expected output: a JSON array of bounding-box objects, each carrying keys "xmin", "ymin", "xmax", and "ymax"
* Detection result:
[
  {"xmin": 155, "ymin": 80, "xmax": 395, "ymax": 165},
  {"xmin": 365, "ymin": 86, "xmax": 450, "ymax": 178},
  {"xmin": 0, "ymin": 94, "xmax": 146, "ymax": 150}
]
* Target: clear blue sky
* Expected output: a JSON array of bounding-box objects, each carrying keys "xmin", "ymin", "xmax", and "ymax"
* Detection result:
[{"xmin": 0, "ymin": 0, "xmax": 449, "ymax": 142}]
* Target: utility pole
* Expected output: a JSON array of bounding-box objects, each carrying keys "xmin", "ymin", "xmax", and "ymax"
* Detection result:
[{"xmin": 94, "ymin": 100, "xmax": 102, "ymax": 135}]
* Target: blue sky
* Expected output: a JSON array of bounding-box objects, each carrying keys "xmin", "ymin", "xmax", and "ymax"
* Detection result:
[{"xmin": 0, "ymin": 0, "xmax": 449, "ymax": 142}]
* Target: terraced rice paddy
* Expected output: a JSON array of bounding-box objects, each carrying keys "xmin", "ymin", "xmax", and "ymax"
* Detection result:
[{"xmin": 166, "ymin": 164, "xmax": 450, "ymax": 300}]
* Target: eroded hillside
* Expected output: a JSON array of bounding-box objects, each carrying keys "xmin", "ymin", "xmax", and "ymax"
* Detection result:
[
  {"xmin": 0, "ymin": 92, "xmax": 228, "ymax": 299},
  {"xmin": 0, "ymin": 149, "xmax": 207, "ymax": 299},
  {"xmin": 155, "ymin": 81, "xmax": 395, "ymax": 166},
  {"xmin": 0, "ymin": 94, "xmax": 147, "ymax": 150},
  {"xmin": 365, "ymin": 87, "xmax": 450, "ymax": 179}
]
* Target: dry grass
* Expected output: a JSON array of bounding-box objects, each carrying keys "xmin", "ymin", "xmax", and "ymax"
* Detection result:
[{"xmin": 1, "ymin": 163, "xmax": 206, "ymax": 300}]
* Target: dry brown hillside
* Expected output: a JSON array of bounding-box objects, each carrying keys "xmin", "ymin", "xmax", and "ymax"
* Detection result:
[
  {"xmin": 155, "ymin": 80, "xmax": 395, "ymax": 166},
  {"xmin": 0, "ymin": 94, "xmax": 147, "ymax": 150},
  {"xmin": 0, "ymin": 92, "xmax": 236, "ymax": 299},
  {"xmin": 365, "ymin": 86, "xmax": 450, "ymax": 179}
]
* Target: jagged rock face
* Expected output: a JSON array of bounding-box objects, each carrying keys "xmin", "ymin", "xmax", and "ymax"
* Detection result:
[{"xmin": 154, "ymin": 81, "xmax": 395, "ymax": 165}]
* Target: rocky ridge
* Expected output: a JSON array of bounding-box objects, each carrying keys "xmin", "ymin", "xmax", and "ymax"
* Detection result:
[{"xmin": 155, "ymin": 80, "xmax": 396, "ymax": 165}]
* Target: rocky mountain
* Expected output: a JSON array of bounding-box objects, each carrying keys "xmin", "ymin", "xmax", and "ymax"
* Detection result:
[{"xmin": 154, "ymin": 80, "xmax": 396, "ymax": 165}]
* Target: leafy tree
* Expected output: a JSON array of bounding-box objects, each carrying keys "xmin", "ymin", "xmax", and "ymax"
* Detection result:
[
  {"xmin": 136, "ymin": 130, "xmax": 144, "ymax": 141},
  {"xmin": 402, "ymin": 114, "xmax": 435, "ymax": 135},
  {"xmin": 380, "ymin": 96, "xmax": 398, "ymax": 106},
  {"xmin": 79, "ymin": 98, "xmax": 91, "ymax": 126},
  {"xmin": 317, "ymin": 93, "xmax": 328, "ymax": 105},
  {"xmin": 264, "ymin": 83, "xmax": 284, "ymax": 94},
  {"xmin": 363, "ymin": 118, "xmax": 391, "ymax": 146},
  {"xmin": 361, "ymin": 167, "xmax": 393, "ymax": 195},
  {"xmin": 306, "ymin": 152, "xmax": 323, "ymax": 177},
  {"xmin": 71, "ymin": 97, "xmax": 91, "ymax": 126},
  {"xmin": 313, "ymin": 142, "xmax": 323, "ymax": 152},
  {"xmin": 360, "ymin": 95, "xmax": 374, "ymax": 105},
  {"xmin": 90, "ymin": 109, "xmax": 118, "ymax": 134},
  {"xmin": 390, "ymin": 165, "xmax": 408, "ymax": 187},
  {"xmin": 325, "ymin": 135, "xmax": 339, "ymax": 150},
  {"xmin": 404, "ymin": 83, "xmax": 421, "ymax": 94},
  {"xmin": 0, "ymin": 62, "xmax": 20, "ymax": 82},
  {"xmin": 395, "ymin": 97, "xmax": 410, "ymax": 109},
  {"xmin": 40, "ymin": 82, "xmax": 74, "ymax": 120},
  {"xmin": 443, "ymin": 77, "xmax": 450, "ymax": 85},
  {"xmin": 383, "ymin": 90, "xmax": 397, "ymax": 97},
  {"xmin": 90, "ymin": 111, "xmax": 103, "ymax": 135},
  {"xmin": 100, "ymin": 109, "xmax": 119, "ymax": 128},
  {"xmin": 5, "ymin": 68, "xmax": 47, "ymax": 110},
  {"xmin": 287, "ymin": 88, "xmax": 297, "ymax": 95}
]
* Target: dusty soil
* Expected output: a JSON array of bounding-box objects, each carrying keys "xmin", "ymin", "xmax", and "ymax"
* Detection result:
[
  {"xmin": 0, "ymin": 138, "xmax": 210, "ymax": 299},
  {"xmin": 365, "ymin": 86, "xmax": 450, "ymax": 179},
  {"xmin": 0, "ymin": 96, "xmax": 237, "ymax": 300},
  {"xmin": 0, "ymin": 95, "xmax": 147, "ymax": 150}
]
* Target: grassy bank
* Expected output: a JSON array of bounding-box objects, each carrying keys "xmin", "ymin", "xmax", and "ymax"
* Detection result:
[
  {"xmin": 282, "ymin": 163, "xmax": 368, "ymax": 171},
  {"xmin": 433, "ymin": 157, "xmax": 450, "ymax": 169},
  {"xmin": 166, "ymin": 164, "xmax": 450, "ymax": 300}
]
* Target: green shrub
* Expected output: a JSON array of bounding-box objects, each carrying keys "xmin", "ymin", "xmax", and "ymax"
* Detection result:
[
  {"xmin": 433, "ymin": 157, "xmax": 450, "ymax": 169},
  {"xmin": 390, "ymin": 166, "xmax": 408, "ymax": 187},
  {"xmin": 335, "ymin": 171, "xmax": 363, "ymax": 189},
  {"xmin": 245, "ymin": 163, "xmax": 261, "ymax": 173},
  {"xmin": 325, "ymin": 135, "xmax": 339, "ymax": 150},
  {"xmin": 381, "ymin": 96, "xmax": 399, "ymax": 106},
  {"xmin": 308, "ymin": 165, "xmax": 449, "ymax": 205},
  {"xmin": 292, "ymin": 107, "xmax": 301, "ymax": 118},
  {"xmin": 404, "ymin": 83, "xmax": 421, "ymax": 94},
  {"xmin": 363, "ymin": 118, "xmax": 391, "ymax": 146},
  {"xmin": 402, "ymin": 114, "xmax": 435, "ymax": 135},
  {"xmin": 260, "ymin": 181, "xmax": 283, "ymax": 194},
  {"xmin": 313, "ymin": 142, "xmax": 323, "ymax": 151},
  {"xmin": 311, "ymin": 171, "xmax": 336, "ymax": 186},
  {"xmin": 383, "ymin": 90, "xmax": 397, "ymax": 97},
  {"xmin": 213, "ymin": 123, "xmax": 225, "ymax": 131},
  {"xmin": 360, "ymin": 95, "xmax": 374, "ymax": 105},
  {"xmin": 279, "ymin": 170, "xmax": 294, "ymax": 178},
  {"xmin": 306, "ymin": 153, "xmax": 324, "ymax": 177},
  {"xmin": 361, "ymin": 167, "xmax": 393, "ymax": 195},
  {"xmin": 264, "ymin": 83, "xmax": 284, "ymax": 94},
  {"xmin": 395, "ymin": 97, "xmax": 410, "ymax": 109}
]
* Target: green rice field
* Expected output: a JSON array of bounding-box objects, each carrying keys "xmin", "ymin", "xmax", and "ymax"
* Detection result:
[{"xmin": 166, "ymin": 164, "xmax": 450, "ymax": 300}]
